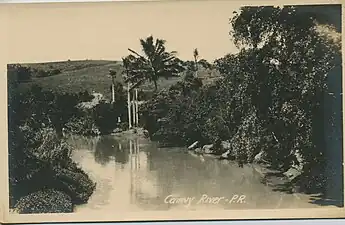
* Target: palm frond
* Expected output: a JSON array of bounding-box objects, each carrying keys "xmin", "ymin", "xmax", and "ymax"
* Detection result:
[
  {"xmin": 124, "ymin": 35, "xmax": 182, "ymax": 90},
  {"xmin": 129, "ymin": 79, "xmax": 146, "ymax": 90},
  {"xmin": 128, "ymin": 48, "xmax": 147, "ymax": 61}
]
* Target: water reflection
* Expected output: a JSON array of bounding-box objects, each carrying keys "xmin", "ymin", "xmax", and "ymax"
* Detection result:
[
  {"xmin": 94, "ymin": 136, "xmax": 130, "ymax": 166},
  {"xmin": 69, "ymin": 135, "xmax": 327, "ymax": 212}
]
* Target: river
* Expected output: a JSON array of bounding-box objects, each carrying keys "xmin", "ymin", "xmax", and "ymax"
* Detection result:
[{"xmin": 68, "ymin": 134, "xmax": 329, "ymax": 213}]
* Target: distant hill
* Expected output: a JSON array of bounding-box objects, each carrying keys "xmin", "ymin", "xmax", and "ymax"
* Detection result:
[{"xmin": 11, "ymin": 60, "xmax": 221, "ymax": 100}]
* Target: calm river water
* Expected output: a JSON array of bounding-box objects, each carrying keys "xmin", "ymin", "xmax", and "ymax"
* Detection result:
[{"xmin": 68, "ymin": 134, "xmax": 326, "ymax": 213}]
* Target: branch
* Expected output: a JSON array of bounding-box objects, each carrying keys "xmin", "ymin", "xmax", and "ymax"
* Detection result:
[{"xmin": 271, "ymin": 131, "xmax": 280, "ymax": 144}]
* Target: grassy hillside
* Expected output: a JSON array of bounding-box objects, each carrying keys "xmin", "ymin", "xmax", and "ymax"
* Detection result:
[{"xmin": 13, "ymin": 60, "xmax": 220, "ymax": 100}]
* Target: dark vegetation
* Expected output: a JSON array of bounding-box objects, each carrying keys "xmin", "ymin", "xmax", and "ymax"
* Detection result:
[
  {"xmin": 8, "ymin": 65, "xmax": 128, "ymax": 213},
  {"xmin": 140, "ymin": 6, "xmax": 342, "ymax": 196}
]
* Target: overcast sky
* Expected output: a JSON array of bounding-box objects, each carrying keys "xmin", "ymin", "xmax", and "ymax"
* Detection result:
[
  {"xmin": 3, "ymin": 1, "xmax": 340, "ymax": 64},
  {"xmin": 4, "ymin": 0, "xmax": 244, "ymax": 63}
]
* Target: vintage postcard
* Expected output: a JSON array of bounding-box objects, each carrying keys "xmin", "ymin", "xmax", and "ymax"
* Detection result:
[{"xmin": 0, "ymin": 0, "xmax": 344, "ymax": 223}]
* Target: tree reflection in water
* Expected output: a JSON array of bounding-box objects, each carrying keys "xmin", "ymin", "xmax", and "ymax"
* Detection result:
[
  {"xmin": 68, "ymin": 134, "xmax": 99, "ymax": 151},
  {"xmin": 94, "ymin": 136, "xmax": 130, "ymax": 166}
]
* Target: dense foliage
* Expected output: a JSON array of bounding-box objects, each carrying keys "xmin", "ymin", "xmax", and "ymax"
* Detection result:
[
  {"xmin": 8, "ymin": 74, "xmax": 127, "ymax": 212},
  {"xmin": 9, "ymin": 80, "xmax": 127, "ymax": 137},
  {"xmin": 141, "ymin": 6, "xmax": 341, "ymax": 193}
]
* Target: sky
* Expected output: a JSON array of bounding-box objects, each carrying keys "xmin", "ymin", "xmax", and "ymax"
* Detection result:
[
  {"xmin": 3, "ymin": 0, "xmax": 244, "ymax": 64},
  {"xmin": 2, "ymin": 1, "xmax": 341, "ymax": 64}
]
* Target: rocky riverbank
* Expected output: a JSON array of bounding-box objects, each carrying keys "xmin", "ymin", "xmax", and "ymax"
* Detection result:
[
  {"xmin": 186, "ymin": 139, "xmax": 305, "ymax": 185},
  {"xmin": 110, "ymin": 127, "xmax": 305, "ymax": 184}
]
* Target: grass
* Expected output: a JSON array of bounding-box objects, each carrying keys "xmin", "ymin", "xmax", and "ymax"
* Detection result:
[{"xmin": 14, "ymin": 60, "xmax": 221, "ymax": 100}]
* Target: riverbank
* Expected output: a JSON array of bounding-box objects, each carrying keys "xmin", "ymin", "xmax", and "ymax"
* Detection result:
[{"xmin": 9, "ymin": 128, "xmax": 96, "ymax": 214}]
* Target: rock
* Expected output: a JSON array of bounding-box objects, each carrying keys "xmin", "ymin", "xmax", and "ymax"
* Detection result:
[
  {"xmin": 253, "ymin": 150, "xmax": 267, "ymax": 163},
  {"xmin": 283, "ymin": 150, "xmax": 305, "ymax": 181},
  {"xmin": 194, "ymin": 148, "xmax": 203, "ymax": 154},
  {"xmin": 113, "ymin": 128, "xmax": 123, "ymax": 133},
  {"xmin": 220, "ymin": 149, "xmax": 236, "ymax": 160},
  {"xmin": 14, "ymin": 189, "xmax": 73, "ymax": 214},
  {"xmin": 293, "ymin": 150, "xmax": 304, "ymax": 170},
  {"xmin": 188, "ymin": 141, "xmax": 199, "ymax": 150},
  {"xmin": 221, "ymin": 140, "xmax": 231, "ymax": 150},
  {"xmin": 202, "ymin": 144, "xmax": 214, "ymax": 154},
  {"xmin": 283, "ymin": 167, "xmax": 302, "ymax": 181},
  {"xmin": 143, "ymin": 130, "xmax": 150, "ymax": 138},
  {"xmin": 188, "ymin": 150, "xmax": 199, "ymax": 158},
  {"xmin": 221, "ymin": 150, "xmax": 231, "ymax": 158}
]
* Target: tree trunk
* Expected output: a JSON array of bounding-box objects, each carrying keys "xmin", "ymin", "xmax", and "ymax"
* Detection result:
[
  {"xmin": 127, "ymin": 83, "xmax": 132, "ymax": 129},
  {"xmin": 194, "ymin": 58, "xmax": 198, "ymax": 77},
  {"xmin": 111, "ymin": 83, "xmax": 115, "ymax": 103},
  {"xmin": 135, "ymin": 89, "xmax": 139, "ymax": 126},
  {"xmin": 154, "ymin": 80, "xmax": 158, "ymax": 91}
]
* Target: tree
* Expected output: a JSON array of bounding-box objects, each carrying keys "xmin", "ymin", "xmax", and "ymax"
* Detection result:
[
  {"xmin": 227, "ymin": 5, "xmax": 340, "ymax": 176},
  {"xmin": 193, "ymin": 48, "xmax": 199, "ymax": 77},
  {"xmin": 123, "ymin": 35, "xmax": 184, "ymax": 91},
  {"xmin": 108, "ymin": 69, "xmax": 117, "ymax": 103},
  {"xmin": 198, "ymin": 59, "xmax": 212, "ymax": 70},
  {"xmin": 185, "ymin": 49, "xmax": 213, "ymax": 77}
]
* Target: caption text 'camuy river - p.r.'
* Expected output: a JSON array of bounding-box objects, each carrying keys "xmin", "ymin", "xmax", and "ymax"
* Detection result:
[{"xmin": 67, "ymin": 133, "xmax": 332, "ymax": 213}]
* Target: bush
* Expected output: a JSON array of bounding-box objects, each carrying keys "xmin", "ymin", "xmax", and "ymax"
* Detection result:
[
  {"xmin": 33, "ymin": 68, "xmax": 62, "ymax": 78},
  {"xmin": 50, "ymin": 68, "xmax": 62, "ymax": 76},
  {"xmin": 36, "ymin": 69, "xmax": 50, "ymax": 77},
  {"xmin": 53, "ymin": 160, "xmax": 96, "ymax": 204},
  {"xmin": 14, "ymin": 190, "xmax": 73, "ymax": 214},
  {"xmin": 65, "ymin": 114, "xmax": 101, "ymax": 136},
  {"xmin": 9, "ymin": 126, "xmax": 96, "ymax": 210}
]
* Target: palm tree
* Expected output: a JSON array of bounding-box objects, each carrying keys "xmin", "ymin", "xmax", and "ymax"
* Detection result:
[
  {"xmin": 193, "ymin": 48, "xmax": 199, "ymax": 77},
  {"xmin": 109, "ymin": 69, "xmax": 117, "ymax": 103},
  {"xmin": 123, "ymin": 35, "xmax": 184, "ymax": 91}
]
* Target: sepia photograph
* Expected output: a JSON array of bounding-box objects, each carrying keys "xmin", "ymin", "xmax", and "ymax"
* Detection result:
[{"xmin": 2, "ymin": 0, "xmax": 344, "ymax": 223}]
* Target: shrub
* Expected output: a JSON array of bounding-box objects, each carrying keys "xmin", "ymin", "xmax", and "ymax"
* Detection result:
[
  {"xmin": 9, "ymin": 126, "xmax": 96, "ymax": 210},
  {"xmin": 14, "ymin": 190, "xmax": 73, "ymax": 214},
  {"xmin": 65, "ymin": 114, "xmax": 101, "ymax": 136},
  {"xmin": 33, "ymin": 68, "xmax": 61, "ymax": 78},
  {"xmin": 49, "ymin": 68, "xmax": 62, "ymax": 76},
  {"xmin": 53, "ymin": 160, "xmax": 96, "ymax": 204},
  {"xmin": 36, "ymin": 69, "xmax": 50, "ymax": 77}
]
